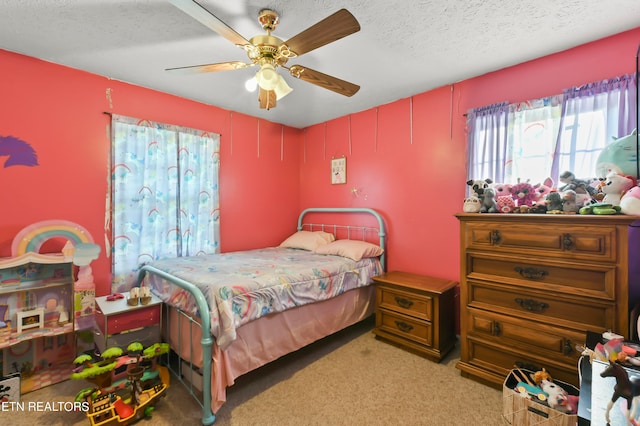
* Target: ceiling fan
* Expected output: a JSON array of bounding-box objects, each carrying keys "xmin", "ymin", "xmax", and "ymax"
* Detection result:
[{"xmin": 166, "ymin": 0, "xmax": 361, "ymax": 110}]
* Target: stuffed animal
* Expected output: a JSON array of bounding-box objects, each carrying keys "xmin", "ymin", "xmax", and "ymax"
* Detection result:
[
  {"xmin": 540, "ymin": 379, "xmax": 568, "ymax": 409},
  {"xmin": 467, "ymin": 178, "xmax": 493, "ymax": 198},
  {"xmin": 492, "ymin": 182, "xmax": 515, "ymax": 213},
  {"xmin": 496, "ymin": 195, "xmax": 516, "ymax": 213},
  {"xmin": 532, "ymin": 178, "xmax": 554, "ymax": 204},
  {"xmin": 600, "ymin": 171, "xmax": 635, "ymax": 206},
  {"xmin": 545, "ymin": 191, "xmax": 563, "ymax": 212},
  {"xmin": 479, "ymin": 188, "xmax": 498, "ymax": 213},
  {"xmin": 620, "ymin": 186, "xmax": 640, "ymax": 215},
  {"xmin": 462, "ymin": 196, "xmax": 482, "ymax": 213},
  {"xmin": 511, "ymin": 179, "xmax": 537, "ymax": 207},
  {"xmin": 562, "ymin": 190, "xmax": 579, "ymax": 213},
  {"xmin": 558, "ymin": 171, "xmax": 598, "ymax": 195},
  {"xmin": 595, "ymin": 129, "xmax": 639, "ymax": 179}
]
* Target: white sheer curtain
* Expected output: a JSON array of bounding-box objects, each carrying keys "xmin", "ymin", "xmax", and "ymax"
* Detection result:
[
  {"xmin": 553, "ymin": 74, "xmax": 636, "ymax": 181},
  {"xmin": 506, "ymin": 96, "xmax": 563, "ymax": 185},
  {"xmin": 111, "ymin": 115, "xmax": 220, "ymax": 293}
]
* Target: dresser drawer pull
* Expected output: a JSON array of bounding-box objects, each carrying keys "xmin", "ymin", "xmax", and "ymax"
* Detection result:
[
  {"xmin": 394, "ymin": 321, "xmax": 414, "ymax": 333},
  {"xmin": 563, "ymin": 233, "xmax": 574, "ymax": 250},
  {"xmin": 490, "ymin": 230, "xmax": 501, "ymax": 245},
  {"xmin": 514, "ymin": 266, "xmax": 548, "ymax": 280},
  {"xmin": 515, "ymin": 298, "xmax": 549, "ymax": 312},
  {"xmin": 493, "ymin": 322, "xmax": 501, "ymax": 336},
  {"xmin": 563, "ymin": 339, "xmax": 574, "ymax": 356},
  {"xmin": 394, "ymin": 296, "xmax": 414, "ymax": 309}
]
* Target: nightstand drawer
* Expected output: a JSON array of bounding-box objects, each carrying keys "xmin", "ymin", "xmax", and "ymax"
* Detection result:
[
  {"xmin": 376, "ymin": 309, "xmax": 432, "ymax": 347},
  {"xmin": 95, "ymin": 304, "xmax": 160, "ymax": 335},
  {"xmin": 377, "ymin": 286, "xmax": 432, "ymax": 321}
]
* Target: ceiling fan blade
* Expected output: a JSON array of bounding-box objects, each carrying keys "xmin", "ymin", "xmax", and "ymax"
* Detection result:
[
  {"xmin": 288, "ymin": 65, "xmax": 360, "ymax": 97},
  {"xmin": 284, "ymin": 9, "xmax": 360, "ymax": 56},
  {"xmin": 169, "ymin": 0, "xmax": 250, "ymax": 47},
  {"xmin": 166, "ymin": 61, "xmax": 251, "ymax": 74},
  {"xmin": 258, "ymin": 88, "xmax": 277, "ymax": 110}
]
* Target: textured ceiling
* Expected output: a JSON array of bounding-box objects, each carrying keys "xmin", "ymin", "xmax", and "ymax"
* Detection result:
[{"xmin": 2, "ymin": 0, "xmax": 640, "ymax": 128}]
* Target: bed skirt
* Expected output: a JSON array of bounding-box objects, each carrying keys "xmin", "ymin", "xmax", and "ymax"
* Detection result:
[{"xmin": 165, "ymin": 284, "xmax": 376, "ymax": 413}]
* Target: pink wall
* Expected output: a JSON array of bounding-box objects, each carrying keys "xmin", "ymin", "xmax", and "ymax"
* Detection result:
[
  {"xmin": 299, "ymin": 27, "xmax": 640, "ymax": 285},
  {"xmin": 1, "ymin": 26, "xmax": 639, "ymax": 304},
  {"xmin": 0, "ymin": 50, "xmax": 302, "ymax": 297}
]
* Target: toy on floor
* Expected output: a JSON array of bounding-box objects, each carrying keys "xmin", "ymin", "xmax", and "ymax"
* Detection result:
[
  {"xmin": 600, "ymin": 360, "xmax": 640, "ymax": 426},
  {"xmin": 71, "ymin": 341, "xmax": 170, "ymax": 426}
]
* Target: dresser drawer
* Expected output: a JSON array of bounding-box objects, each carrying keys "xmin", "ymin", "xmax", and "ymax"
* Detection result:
[
  {"xmin": 467, "ymin": 253, "xmax": 615, "ymax": 299},
  {"xmin": 376, "ymin": 309, "xmax": 432, "ymax": 347},
  {"xmin": 463, "ymin": 221, "xmax": 615, "ymax": 262},
  {"xmin": 468, "ymin": 309, "xmax": 585, "ymax": 360},
  {"xmin": 461, "ymin": 339, "xmax": 580, "ymax": 387},
  {"xmin": 468, "ymin": 280, "xmax": 614, "ymax": 330},
  {"xmin": 377, "ymin": 286, "xmax": 432, "ymax": 321}
]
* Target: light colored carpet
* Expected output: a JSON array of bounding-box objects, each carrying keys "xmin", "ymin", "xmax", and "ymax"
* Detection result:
[{"xmin": 6, "ymin": 318, "xmax": 503, "ymax": 425}]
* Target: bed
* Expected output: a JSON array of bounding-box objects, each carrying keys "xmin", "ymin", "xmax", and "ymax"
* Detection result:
[{"xmin": 136, "ymin": 207, "xmax": 386, "ymax": 425}]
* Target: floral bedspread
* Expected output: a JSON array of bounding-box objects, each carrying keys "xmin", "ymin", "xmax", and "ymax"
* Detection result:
[{"xmin": 144, "ymin": 247, "xmax": 382, "ymax": 350}]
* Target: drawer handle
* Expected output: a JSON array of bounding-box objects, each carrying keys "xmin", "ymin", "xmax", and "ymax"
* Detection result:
[
  {"xmin": 394, "ymin": 321, "xmax": 414, "ymax": 333},
  {"xmin": 490, "ymin": 230, "xmax": 501, "ymax": 245},
  {"xmin": 563, "ymin": 339, "xmax": 573, "ymax": 356},
  {"xmin": 493, "ymin": 322, "xmax": 501, "ymax": 336},
  {"xmin": 394, "ymin": 296, "xmax": 414, "ymax": 309},
  {"xmin": 563, "ymin": 233, "xmax": 574, "ymax": 250},
  {"xmin": 514, "ymin": 266, "xmax": 548, "ymax": 280},
  {"xmin": 515, "ymin": 298, "xmax": 549, "ymax": 313}
]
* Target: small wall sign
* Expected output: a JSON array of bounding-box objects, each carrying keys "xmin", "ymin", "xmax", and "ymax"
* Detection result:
[{"xmin": 331, "ymin": 157, "xmax": 346, "ymax": 185}]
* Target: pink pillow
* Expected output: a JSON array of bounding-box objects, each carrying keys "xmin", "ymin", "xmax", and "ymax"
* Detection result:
[
  {"xmin": 279, "ymin": 231, "xmax": 335, "ymax": 251},
  {"xmin": 314, "ymin": 240, "xmax": 383, "ymax": 261}
]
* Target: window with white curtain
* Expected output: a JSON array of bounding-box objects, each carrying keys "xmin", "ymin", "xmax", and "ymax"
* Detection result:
[
  {"xmin": 467, "ymin": 74, "xmax": 637, "ymax": 189},
  {"xmin": 110, "ymin": 115, "xmax": 221, "ymax": 293}
]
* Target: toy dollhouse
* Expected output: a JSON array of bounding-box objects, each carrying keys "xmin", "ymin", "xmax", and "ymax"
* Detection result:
[{"xmin": 0, "ymin": 220, "xmax": 100, "ymax": 393}]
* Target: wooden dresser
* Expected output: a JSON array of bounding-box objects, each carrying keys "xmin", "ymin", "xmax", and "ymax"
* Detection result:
[
  {"xmin": 373, "ymin": 271, "xmax": 458, "ymax": 362},
  {"xmin": 456, "ymin": 213, "xmax": 638, "ymax": 388}
]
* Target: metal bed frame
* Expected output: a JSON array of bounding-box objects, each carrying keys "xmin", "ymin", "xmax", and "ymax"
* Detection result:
[{"xmin": 136, "ymin": 207, "xmax": 386, "ymax": 425}]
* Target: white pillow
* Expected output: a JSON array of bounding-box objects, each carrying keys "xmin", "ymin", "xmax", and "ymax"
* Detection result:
[
  {"xmin": 314, "ymin": 240, "xmax": 383, "ymax": 261},
  {"xmin": 279, "ymin": 231, "xmax": 335, "ymax": 251}
]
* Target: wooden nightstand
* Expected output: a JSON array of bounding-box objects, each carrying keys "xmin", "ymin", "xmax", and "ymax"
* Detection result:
[
  {"xmin": 94, "ymin": 292, "xmax": 162, "ymax": 354},
  {"xmin": 373, "ymin": 271, "xmax": 458, "ymax": 362}
]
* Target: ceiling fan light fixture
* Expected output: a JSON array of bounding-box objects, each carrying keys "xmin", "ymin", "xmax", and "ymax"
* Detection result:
[
  {"xmin": 274, "ymin": 76, "xmax": 293, "ymax": 100},
  {"xmin": 255, "ymin": 64, "xmax": 279, "ymax": 91},
  {"xmin": 245, "ymin": 76, "xmax": 258, "ymax": 92}
]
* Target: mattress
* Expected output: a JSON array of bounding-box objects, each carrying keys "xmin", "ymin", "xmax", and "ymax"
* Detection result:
[{"xmin": 145, "ymin": 247, "xmax": 382, "ymax": 349}]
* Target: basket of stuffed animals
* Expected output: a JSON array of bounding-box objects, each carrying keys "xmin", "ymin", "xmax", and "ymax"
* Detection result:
[{"xmin": 502, "ymin": 367, "xmax": 579, "ymax": 426}]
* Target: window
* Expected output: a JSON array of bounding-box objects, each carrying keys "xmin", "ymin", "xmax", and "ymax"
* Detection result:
[
  {"xmin": 467, "ymin": 74, "xmax": 637, "ymax": 189},
  {"xmin": 110, "ymin": 115, "xmax": 220, "ymax": 293}
]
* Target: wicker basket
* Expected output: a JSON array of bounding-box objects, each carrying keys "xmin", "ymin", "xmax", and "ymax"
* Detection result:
[{"xmin": 502, "ymin": 369, "xmax": 578, "ymax": 426}]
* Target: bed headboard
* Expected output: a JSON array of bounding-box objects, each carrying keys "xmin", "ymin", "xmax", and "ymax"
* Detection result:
[{"xmin": 297, "ymin": 207, "xmax": 387, "ymax": 270}]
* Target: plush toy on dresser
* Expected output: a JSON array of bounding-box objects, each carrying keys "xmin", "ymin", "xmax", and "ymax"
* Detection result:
[
  {"xmin": 545, "ymin": 191, "xmax": 564, "ymax": 213},
  {"xmin": 510, "ymin": 179, "xmax": 538, "ymax": 207},
  {"xmin": 464, "ymin": 178, "xmax": 495, "ymax": 213},
  {"xmin": 600, "ymin": 171, "xmax": 636, "ymax": 206},
  {"xmin": 479, "ymin": 188, "xmax": 499, "ymax": 213},
  {"xmin": 620, "ymin": 186, "xmax": 640, "ymax": 215}
]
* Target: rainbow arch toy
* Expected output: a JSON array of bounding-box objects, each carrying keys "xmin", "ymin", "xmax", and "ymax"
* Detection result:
[{"xmin": 11, "ymin": 219, "xmax": 95, "ymax": 256}]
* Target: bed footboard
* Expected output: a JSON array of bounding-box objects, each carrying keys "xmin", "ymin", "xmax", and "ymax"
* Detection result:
[{"xmin": 137, "ymin": 265, "xmax": 215, "ymax": 426}]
